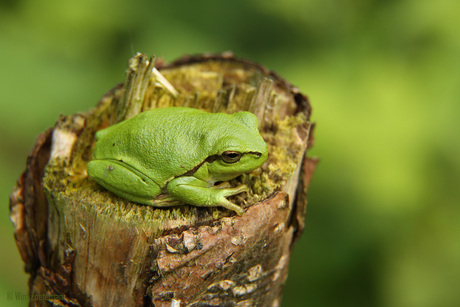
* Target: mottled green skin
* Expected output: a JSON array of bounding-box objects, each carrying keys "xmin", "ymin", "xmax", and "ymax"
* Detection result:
[{"xmin": 87, "ymin": 107, "xmax": 268, "ymax": 215}]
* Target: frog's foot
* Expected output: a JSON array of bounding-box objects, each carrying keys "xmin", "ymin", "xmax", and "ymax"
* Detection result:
[
  {"xmin": 203, "ymin": 185, "xmax": 249, "ymax": 215},
  {"xmin": 220, "ymin": 199, "xmax": 245, "ymax": 216},
  {"xmin": 213, "ymin": 185, "xmax": 249, "ymax": 216},
  {"xmin": 167, "ymin": 177, "xmax": 249, "ymax": 216},
  {"xmin": 218, "ymin": 184, "xmax": 249, "ymax": 197}
]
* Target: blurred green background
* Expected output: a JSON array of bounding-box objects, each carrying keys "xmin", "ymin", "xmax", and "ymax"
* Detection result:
[{"xmin": 1, "ymin": 0, "xmax": 459, "ymax": 306}]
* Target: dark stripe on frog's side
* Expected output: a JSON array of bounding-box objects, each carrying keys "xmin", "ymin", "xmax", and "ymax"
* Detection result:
[{"xmin": 181, "ymin": 155, "xmax": 218, "ymax": 177}]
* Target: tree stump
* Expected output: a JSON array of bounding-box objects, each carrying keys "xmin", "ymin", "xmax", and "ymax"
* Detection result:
[{"xmin": 9, "ymin": 53, "xmax": 317, "ymax": 307}]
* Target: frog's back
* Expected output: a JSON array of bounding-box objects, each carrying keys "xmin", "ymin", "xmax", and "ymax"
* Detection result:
[{"xmin": 130, "ymin": 107, "xmax": 221, "ymax": 142}]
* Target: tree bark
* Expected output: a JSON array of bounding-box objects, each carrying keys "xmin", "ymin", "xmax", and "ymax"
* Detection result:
[{"xmin": 10, "ymin": 53, "xmax": 317, "ymax": 307}]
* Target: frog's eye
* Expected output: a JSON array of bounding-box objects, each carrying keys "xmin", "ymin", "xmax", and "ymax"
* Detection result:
[{"xmin": 221, "ymin": 151, "xmax": 242, "ymax": 163}]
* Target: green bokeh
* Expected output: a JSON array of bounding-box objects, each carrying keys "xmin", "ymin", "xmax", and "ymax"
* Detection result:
[{"xmin": 1, "ymin": 1, "xmax": 459, "ymax": 306}]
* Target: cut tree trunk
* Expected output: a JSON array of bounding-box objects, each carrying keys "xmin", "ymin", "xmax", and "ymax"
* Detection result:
[{"xmin": 10, "ymin": 53, "xmax": 317, "ymax": 307}]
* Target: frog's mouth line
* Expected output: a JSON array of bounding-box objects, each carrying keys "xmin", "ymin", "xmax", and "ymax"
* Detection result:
[{"xmin": 247, "ymin": 151, "xmax": 263, "ymax": 158}]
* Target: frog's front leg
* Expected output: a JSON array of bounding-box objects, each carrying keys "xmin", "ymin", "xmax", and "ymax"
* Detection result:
[
  {"xmin": 87, "ymin": 160, "xmax": 161, "ymax": 205},
  {"xmin": 166, "ymin": 176, "xmax": 248, "ymax": 216}
]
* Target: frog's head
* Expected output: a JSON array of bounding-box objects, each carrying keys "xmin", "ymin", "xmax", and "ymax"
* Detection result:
[{"xmin": 207, "ymin": 112, "xmax": 268, "ymax": 181}]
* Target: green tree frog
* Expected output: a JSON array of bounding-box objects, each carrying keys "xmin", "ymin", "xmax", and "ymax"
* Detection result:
[{"xmin": 87, "ymin": 107, "xmax": 268, "ymax": 215}]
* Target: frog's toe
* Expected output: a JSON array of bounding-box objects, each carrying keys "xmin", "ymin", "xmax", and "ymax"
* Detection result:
[
  {"xmin": 221, "ymin": 199, "xmax": 245, "ymax": 216},
  {"xmin": 235, "ymin": 185, "xmax": 249, "ymax": 193},
  {"xmin": 222, "ymin": 185, "xmax": 249, "ymax": 197}
]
